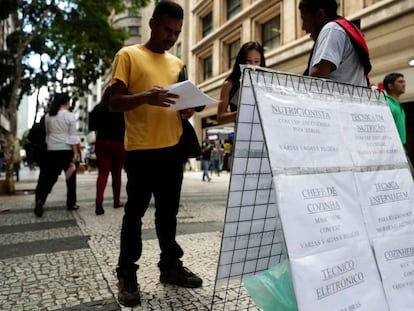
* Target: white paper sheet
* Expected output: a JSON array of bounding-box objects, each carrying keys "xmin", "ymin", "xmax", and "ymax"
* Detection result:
[
  {"xmin": 255, "ymin": 90, "xmax": 353, "ymax": 169},
  {"xmin": 275, "ymin": 171, "xmax": 368, "ymax": 257},
  {"xmin": 355, "ymin": 169, "xmax": 414, "ymax": 242},
  {"xmin": 290, "ymin": 242, "xmax": 389, "ymax": 311},
  {"xmin": 165, "ymin": 80, "xmax": 219, "ymax": 110},
  {"xmin": 339, "ymin": 102, "xmax": 407, "ymax": 166},
  {"xmin": 373, "ymin": 234, "xmax": 414, "ymax": 311}
]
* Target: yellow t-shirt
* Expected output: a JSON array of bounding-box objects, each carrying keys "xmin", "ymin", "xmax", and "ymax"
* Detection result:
[{"xmin": 111, "ymin": 44, "xmax": 183, "ymax": 151}]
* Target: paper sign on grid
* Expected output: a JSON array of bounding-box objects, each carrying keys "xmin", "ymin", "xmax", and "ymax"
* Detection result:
[
  {"xmin": 355, "ymin": 168, "xmax": 414, "ymax": 242},
  {"xmin": 274, "ymin": 171, "xmax": 368, "ymax": 258},
  {"xmin": 373, "ymin": 234, "xmax": 414, "ymax": 311},
  {"xmin": 290, "ymin": 241, "xmax": 388, "ymax": 311},
  {"xmin": 254, "ymin": 89, "xmax": 353, "ymax": 169},
  {"xmin": 339, "ymin": 102, "xmax": 407, "ymax": 166}
]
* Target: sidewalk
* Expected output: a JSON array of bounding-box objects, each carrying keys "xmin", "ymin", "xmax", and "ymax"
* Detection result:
[{"xmin": 0, "ymin": 166, "xmax": 230, "ymax": 310}]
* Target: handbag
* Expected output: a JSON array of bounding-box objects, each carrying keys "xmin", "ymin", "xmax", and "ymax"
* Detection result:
[
  {"xmin": 177, "ymin": 119, "xmax": 201, "ymax": 160},
  {"xmin": 176, "ymin": 64, "xmax": 206, "ymax": 160}
]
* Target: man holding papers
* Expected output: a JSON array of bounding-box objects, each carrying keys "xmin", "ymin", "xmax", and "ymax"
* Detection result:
[{"xmin": 108, "ymin": 1, "xmax": 202, "ymax": 308}]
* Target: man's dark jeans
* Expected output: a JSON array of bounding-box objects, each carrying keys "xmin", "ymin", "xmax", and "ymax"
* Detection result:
[{"xmin": 118, "ymin": 146, "xmax": 184, "ymax": 273}]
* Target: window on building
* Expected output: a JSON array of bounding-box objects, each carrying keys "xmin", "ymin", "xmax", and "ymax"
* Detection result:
[
  {"xmin": 203, "ymin": 55, "xmax": 213, "ymax": 81},
  {"xmin": 202, "ymin": 11, "xmax": 213, "ymax": 37},
  {"xmin": 128, "ymin": 26, "xmax": 140, "ymax": 36},
  {"xmin": 228, "ymin": 39, "xmax": 240, "ymax": 70},
  {"xmin": 227, "ymin": 0, "xmax": 241, "ymax": 19},
  {"xmin": 262, "ymin": 15, "xmax": 281, "ymax": 51}
]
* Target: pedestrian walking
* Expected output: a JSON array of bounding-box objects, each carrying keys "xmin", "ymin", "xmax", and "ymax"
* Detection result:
[
  {"xmin": 211, "ymin": 143, "xmax": 223, "ymax": 176},
  {"xmin": 13, "ymin": 138, "xmax": 22, "ymax": 182},
  {"xmin": 89, "ymin": 87, "xmax": 126, "ymax": 215},
  {"xmin": 201, "ymin": 138, "xmax": 213, "ymax": 182},
  {"xmin": 34, "ymin": 93, "xmax": 80, "ymax": 217}
]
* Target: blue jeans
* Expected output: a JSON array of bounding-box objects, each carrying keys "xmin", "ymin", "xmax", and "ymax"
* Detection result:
[
  {"xmin": 202, "ymin": 159, "xmax": 210, "ymax": 180},
  {"xmin": 118, "ymin": 145, "xmax": 184, "ymax": 272}
]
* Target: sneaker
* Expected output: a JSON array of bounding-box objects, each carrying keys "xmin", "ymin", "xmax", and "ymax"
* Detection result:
[
  {"xmin": 116, "ymin": 268, "xmax": 141, "ymax": 307},
  {"xmin": 34, "ymin": 200, "xmax": 44, "ymax": 217},
  {"xmin": 95, "ymin": 203, "xmax": 104, "ymax": 215},
  {"xmin": 160, "ymin": 266, "xmax": 203, "ymax": 288}
]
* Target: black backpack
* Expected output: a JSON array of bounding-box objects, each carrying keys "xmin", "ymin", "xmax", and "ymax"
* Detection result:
[{"xmin": 27, "ymin": 116, "xmax": 47, "ymax": 164}]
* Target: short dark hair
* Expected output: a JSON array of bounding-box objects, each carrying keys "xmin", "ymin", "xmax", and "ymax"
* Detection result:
[
  {"xmin": 383, "ymin": 72, "xmax": 404, "ymax": 92},
  {"xmin": 153, "ymin": 1, "xmax": 183, "ymax": 20},
  {"xmin": 299, "ymin": 0, "xmax": 338, "ymax": 18}
]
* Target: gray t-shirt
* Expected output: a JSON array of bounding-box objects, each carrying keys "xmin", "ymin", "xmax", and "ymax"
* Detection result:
[{"xmin": 310, "ymin": 22, "xmax": 367, "ymax": 87}]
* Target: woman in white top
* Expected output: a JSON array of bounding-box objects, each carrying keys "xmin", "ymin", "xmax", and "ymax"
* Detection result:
[{"xmin": 34, "ymin": 93, "xmax": 80, "ymax": 217}]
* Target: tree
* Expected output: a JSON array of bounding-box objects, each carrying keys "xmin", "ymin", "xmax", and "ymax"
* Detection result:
[{"xmin": 0, "ymin": 0, "xmax": 150, "ymax": 193}]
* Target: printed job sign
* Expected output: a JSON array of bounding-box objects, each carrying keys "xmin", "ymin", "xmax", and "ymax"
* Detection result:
[
  {"xmin": 290, "ymin": 241, "xmax": 388, "ymax": 311},
  {"xmin": 275, "ymin": 171, "xmax": 367, "ymax": 257},
  {"xmin": 255, "ymin": 91, "xmax": 352, "ymax": 169},
  {"xmin": 355, "ymin": 168, "xmax": 414, "ymax": 242},
  {"xmin": 374, "ymin": 235, "xmax": 414, "ymax": 311},
  {"xmin": 254, "ymin": 86, "xmax": 407, "ymax": 170},
  {"xmin": 340, "ymin": 102, "xmax": 407, "ymax": 166},
  {"xmin": 251, "ymin": 76, "xmax": 411, "ymax": 310}
]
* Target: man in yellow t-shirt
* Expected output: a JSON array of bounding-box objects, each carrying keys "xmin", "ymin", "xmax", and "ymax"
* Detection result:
[{"xmin": 109, "ymin": 1, "xmax": 202, "ymax": 308}]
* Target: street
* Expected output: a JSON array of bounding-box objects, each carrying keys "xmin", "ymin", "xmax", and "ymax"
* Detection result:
[{"xmin": 0, "ymin": 166, "xmax": 229, "ymax": 310}]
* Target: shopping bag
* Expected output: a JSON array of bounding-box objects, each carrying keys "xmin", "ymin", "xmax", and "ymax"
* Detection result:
[{"xmin": 244, "ymin": 259, "xmax": 298, "ymax": 311}]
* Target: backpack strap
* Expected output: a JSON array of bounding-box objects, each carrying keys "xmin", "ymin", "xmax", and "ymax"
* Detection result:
[{"xmin": 334, "ymin": 18, "xmax": 372, "ymax": 76}]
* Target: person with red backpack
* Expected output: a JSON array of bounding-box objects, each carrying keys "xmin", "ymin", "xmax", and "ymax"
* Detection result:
[{"xmin": 299, "ymin": 0, "xmax": 371, "ymax": 87}]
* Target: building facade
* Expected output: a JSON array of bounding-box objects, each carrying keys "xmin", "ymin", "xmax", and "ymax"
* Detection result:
[
  {"xmin": 0, "ymin": 15, "xmax": 16, "ymax": 145},
  {"xmin": 186, "ymin": 0, "xmax": 414, "ymax": 142}
]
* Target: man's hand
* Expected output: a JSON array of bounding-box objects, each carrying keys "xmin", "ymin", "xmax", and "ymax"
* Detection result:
[
  {"xmin": 180, "ymin": 108, "xmax": 194, "ymax": 120},
  {"xmin": 147, "ymin": 86, "xmax": 179, "ymax": 107}
]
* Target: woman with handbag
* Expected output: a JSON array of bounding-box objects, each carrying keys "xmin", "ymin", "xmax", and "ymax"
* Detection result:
[{"xmin": 34, "ymin": 93, "xmax": 80, "ymax": 217}]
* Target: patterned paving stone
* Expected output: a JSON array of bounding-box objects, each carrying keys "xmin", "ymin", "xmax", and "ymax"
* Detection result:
[{"xmin": 0, "ymin": 168, "xmax": 233, "ymax": 310}]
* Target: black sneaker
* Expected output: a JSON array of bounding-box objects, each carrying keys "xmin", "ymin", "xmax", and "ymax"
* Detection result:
[
  {"xmin": 95, "ymin": 203, "xmax": 104, "ymax": 215},
  {"xmin": 34, "ymin": 200, "xmax": 44, "ymax": 217},
  {"xmin": 160, "ymin": 266, "xmax": 203, "ymax": 288},
  {"xmin": 116, "ymin": 268, "xmax": 141, "ymax": 307}
]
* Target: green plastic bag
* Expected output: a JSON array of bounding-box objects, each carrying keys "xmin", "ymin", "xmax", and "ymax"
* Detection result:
[{"xmin": 244, "ymin": 259, "xmax": 298, "ymax": 311}]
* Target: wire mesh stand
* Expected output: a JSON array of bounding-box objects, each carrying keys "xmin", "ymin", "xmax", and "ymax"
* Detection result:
[{"xmin": 210, "ymin": 67, "xmax": 387, "ymax": 311}]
